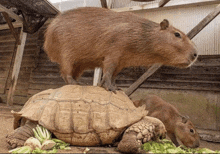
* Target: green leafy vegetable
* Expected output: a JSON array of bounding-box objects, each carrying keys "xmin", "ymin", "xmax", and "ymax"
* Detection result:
[
  {"xmin": 9, "ymin": 125, "xmax": 70, "ymax": 154},
  {"xmin": 52, "ymin": 138, "xmax": 71, "ymax": 150},
  {"xmin": 33, "ymin": 125, "xmax": 52, "ymax": 144},
  {"xmin": 142, "ymin": 139, "xmax": 220, "ymax": 153},
  {"xmin": 9, "ymin": 146, "xmax": 32, "ymax": 153}
]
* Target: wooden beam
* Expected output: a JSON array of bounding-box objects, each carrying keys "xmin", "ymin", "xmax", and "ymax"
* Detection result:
[
  {"xmin": 2, "ymin": 12, "xmax": 21, "ymax": 45},
  {"xmin": 187, "ymin": 4, "xmax": 220, "ymax": 39},
  {"xmin": 113, "ymin": 0, "xmax": 220, "ymax": 12},
  {"xmin": 100, "ymin": 0, "xmax": 108, "ymax": 8},
  {"xmin": 159, "ymin": 0, "xmax": 170, "ymax": 7},
  {"xmin": 125, "ymin": 64, "xmax": 162, "ymax": 96},
  {"xmin": 0, "ymin": 4, "xmax": 23, "ymax": 22},
  {"xmin": 0, "ymin": 22, "xmax": 22, "ymax": 30},
  {"xmin": 7, "ymin": 28, "xmax": 27, "ymax": 106},
  {"xmin": 93, "ymin": 67, "xmax": 102, "ymax": 86}
]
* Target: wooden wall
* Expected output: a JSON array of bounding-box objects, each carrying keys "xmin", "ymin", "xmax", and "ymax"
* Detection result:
[
  {"xmin": 0, "ymin": 28, "xmax": 39, "ymax": 104},
  {"xmin": 0, "ymin": 26, "xmax": 219, "ymax": 105}
]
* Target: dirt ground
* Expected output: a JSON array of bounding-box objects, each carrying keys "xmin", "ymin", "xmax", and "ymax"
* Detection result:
[{"xmin": 0, "ymin": 104, "xmax": 220, "ymax": 153}]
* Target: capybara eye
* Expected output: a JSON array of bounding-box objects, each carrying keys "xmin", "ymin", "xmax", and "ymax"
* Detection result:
[
  {"xmin": 174, "ymin": 32, "xmax": 181, "ymax": 38},
  {"xmin": 190, "ymin": 129, "xmax": 194, "ymax": 133}
]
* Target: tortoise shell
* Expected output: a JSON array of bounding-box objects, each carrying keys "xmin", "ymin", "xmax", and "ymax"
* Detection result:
[{"xmin": 13, "ymin": 85, "xmax": 148, "ymax": 146}]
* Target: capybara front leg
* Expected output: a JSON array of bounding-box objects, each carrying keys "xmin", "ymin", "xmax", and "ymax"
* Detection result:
[{"xmin": 167, "ymin": 132, "xmax": 180, "ymax": 147}]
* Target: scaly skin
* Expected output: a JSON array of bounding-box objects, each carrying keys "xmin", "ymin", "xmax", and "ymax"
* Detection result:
[
  {"xmin": 118, "ymin": 116, "xmax": 166, "ymax": 153},
  {"xmin": 6, "ymin": 120, "xmax": 37, "ymax": 149}
]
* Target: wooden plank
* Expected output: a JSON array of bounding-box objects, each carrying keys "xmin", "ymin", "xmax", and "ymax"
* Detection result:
[
  {"xmin": 7, "ymin": 29, "xmax": 27, "ymax": 106},
  {"xmin": 29, "ymin": 78, "xmax": 65, "ymax": 84},
  {"xmin": 125, "ymin": 64, "xmax": 162, "ymax": 96},
  {"xmin": 0, "ymin": 45, "xmax": 15, "ymax": 52},
  {"xmin": 93, "ymin": 67, "xmax": 102, "ymax": 86},
  {"xmin": 0, "ymin": 69, "xmax": 9, "ymax": 78},
  {"xmin": 0, "ymin": 78, "xmax": 7, "ymax": 94},
  {"xmin": 113, "ymin": 0, "xmax": 220, "ymax": 12},
  {"xmin": 159, "ymin": 0, "xmax": 170, "ymax": 7},
  {"xmin": 11, "ymin": 96, "xmax": 28, "ymax": 105},
  {"xmin": 119, "ymin": 81, "xmax": 220, "ymax": 92},
  {"xmin": 0, "ymin": 4, "xmax": 23, "ymax": 22},
  {"xmin": 0, "ymin": 36, "xmax": 15, "ymax": 43},
  {"xmin": 0, "ymin": 22, "xmax": 22, "ymax": 30},
  {"xmin": 0, "ymin": 41, "xmax": 17, "ymax": 47},
  {"xmin": 100, "ymin": 0, "xmax": 108, "ymax": 8},
  {"xmin": 29, "ymin": 83, "xmax": 63, "ymax": 90},
  {"xmin": 2, "ymin": 12, "xmax": 21, "ymax": 44},
  {"xmin": 187, "ymin": 4, "xmax": 220, "ymax": 39}
]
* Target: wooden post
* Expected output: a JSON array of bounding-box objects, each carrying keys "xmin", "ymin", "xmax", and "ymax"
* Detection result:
[
  {"xmin": 93, "ymin": 67, "xmax": 102, "ymax": 86},
  {"xmin": 187, "ymin": 4, "xmax": 220, "ymax": 39},
  {"xmin": 159, "ymin": 0, "xmax": 170, "ymax": 7},
  {"xmin": 7, "ymin": 28, "xmax": 27, "ymax": 106}
]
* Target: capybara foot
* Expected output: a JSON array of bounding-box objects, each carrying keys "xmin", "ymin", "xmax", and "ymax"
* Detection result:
[
  {"xmin": 101, "ymin": 83, "xmax": 118, "ymax": 93},
  {"xmin": 99, "ymin": 76, "xmax": 118, "ymax": 92},
  {"xmin": 62, "ymin": 74, "xmax": 78, "ymax": 85}
]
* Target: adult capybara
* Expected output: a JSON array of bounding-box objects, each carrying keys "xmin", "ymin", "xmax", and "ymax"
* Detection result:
[
  {"xmin": 133, "ymin": 95, "xmax": 200, "ymax": 148},
  {"xmin": 44, "ymin": 7, "xmax": 198, "ymax": 91}
]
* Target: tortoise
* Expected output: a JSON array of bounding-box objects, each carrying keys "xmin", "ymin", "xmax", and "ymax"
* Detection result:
[{"xmin": 6, "ymin": 85, "xmax": 166, "ymax": 153}]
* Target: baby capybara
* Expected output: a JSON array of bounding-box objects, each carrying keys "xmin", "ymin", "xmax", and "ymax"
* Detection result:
[
  {"xmin": 133, "ymin": 95, "xmax": 200, "ymax": 148},
  {"xmin": 44, "ymin": 7, "xmax": 198, "ymax": 91}
]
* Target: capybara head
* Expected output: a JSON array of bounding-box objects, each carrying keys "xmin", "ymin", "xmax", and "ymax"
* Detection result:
[
  {"xmin": 175, "ymin": 116, "xmax": 200, "ymax": 148},
  {"xmin": 150, "ymin": 19, "xmax": 198, "ymax": 68}
]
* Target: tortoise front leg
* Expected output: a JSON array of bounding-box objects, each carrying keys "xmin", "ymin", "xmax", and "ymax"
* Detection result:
[
  {"xmin": 6, "ymin": 120, "xmax": 37, "ymax": 149},
  {"xmin": 118, "ymin": 131, "xmax": 145, "ymax": 153},
  {"xmin": 117, "ymin": 116, "xmax": 166, "ymax": 153}
]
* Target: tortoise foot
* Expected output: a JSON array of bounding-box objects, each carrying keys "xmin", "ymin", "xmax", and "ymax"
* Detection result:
[{"xmin": 118, "ymin": 116, "xmax": 166, "ymax": 153}]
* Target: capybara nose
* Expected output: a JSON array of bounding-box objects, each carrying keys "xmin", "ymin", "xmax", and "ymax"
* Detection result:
[
  {"xmin": 190, "ymin": 51, "xmax": 198, "ymax": 61},
  {"xmin": 194, "ymin": 141, "xmax": 200, "ymax": 148},
  {"xmin": 193, "ymin": 53, "xmax": 198, "ymax": 58}
]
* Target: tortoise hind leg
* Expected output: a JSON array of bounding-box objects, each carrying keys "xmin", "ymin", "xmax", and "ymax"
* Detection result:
[
  {"xmin": 117, "ymin": 116, "xmax": 166, "ymax": 153},
  {"xmin": 6, "ymin": 120, "xmax": 38, "ymax": 149}
]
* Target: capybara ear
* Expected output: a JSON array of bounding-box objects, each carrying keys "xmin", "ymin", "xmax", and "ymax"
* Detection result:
[
  {"xmin": 160, "ymin": 19, "xmax": 169, "ymax": 30},
  {"xmin": 181, "ymin": 116, "xmax": 188, "ymax": 124}
]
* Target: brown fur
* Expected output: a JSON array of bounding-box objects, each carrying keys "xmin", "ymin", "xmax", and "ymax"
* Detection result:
[
  {"xmin": 44, "ymin": 7, "xmax": 198, "ymax": 91},
  {"xmin": 134, "ymin": 95, "xmax": 200, "ymax": 148}
]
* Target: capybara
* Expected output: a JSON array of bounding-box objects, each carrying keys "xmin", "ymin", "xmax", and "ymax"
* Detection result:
[
  {"xmin": 133, "ymin": 95, "xmax": 200, "ymax": 148},
  {"xmin": 44, "ymin": 7, "xmax": 198, "ymax": 91}
]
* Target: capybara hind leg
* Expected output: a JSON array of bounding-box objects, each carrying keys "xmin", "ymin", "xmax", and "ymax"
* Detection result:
[
  {"xmin": 61, "ymin": 74, "xmax": 77, "ymax": 84},
  {"xmin": 71, "ymin": 65, "xmax": 86, "ymax": 85}
]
